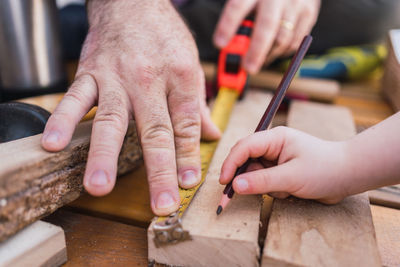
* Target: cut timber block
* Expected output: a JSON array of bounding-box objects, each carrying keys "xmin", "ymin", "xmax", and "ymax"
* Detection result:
[
  {"xmin": 202, "ymin": 62, "xmax": 340, "ymax": 102},
  {"xmin": 0, "ymin": 120, "xmax": 142, "ymax": 242},
  {"xmin": 0, "ymin": 220, "xmax": 67, "ymax": 267},
  {"xmin": 44, "ymin": 209, "xmax": 148, "ymax": 266},
  {"xmin": 262, "ymin": 101, "xmax": 381, "ymax": 267},
  {"xmin": 148, "ymin": 90, "xmax": 272, "ymax": 267},
  {"xmin": 371, "ymin": 205, "xmax": 400, "ymax": 267}
]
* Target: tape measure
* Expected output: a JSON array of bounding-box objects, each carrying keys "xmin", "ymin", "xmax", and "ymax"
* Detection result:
[{"xmin": 152, "ymin": 17, "xmax": 253, "ymax": 247}]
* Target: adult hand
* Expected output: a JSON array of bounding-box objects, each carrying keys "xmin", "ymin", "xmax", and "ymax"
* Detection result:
[
  {"xmin": 41, "ymin": 0, "xmax": 220, "ymax": 216},
  {"xmin": 213, "ymin": 0, "xmax": 320, "ymax": 73}
]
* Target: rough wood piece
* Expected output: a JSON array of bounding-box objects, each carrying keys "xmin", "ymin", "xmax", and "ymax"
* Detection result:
[
  {"xmin": 148, "ymin": 90, "xmax": 272, "ymax": 267},
  {"xmin": 44, "ymin": 209, "xmax": 148, "ymax": 266},
  {"xmin": 371, "ymin": 205, "xmax": 400, "ymax": 267},
  {"xmin": 369, "ymin": 185, "xmax": 400, "ymax": 209},
  {"xmin": 0, "ymin": 220, "xmax": 67, "ymax": 267},
  {"xmin": 0, "ymin": 120, "xmax": 142, "ymax": 242},
  {"xmin": 262, "ymin": 101, "xmax": 381, "ymax": 267},
  {"xmin": 202, "ymin": 62, "xmax": 340, "ymax": 102}
]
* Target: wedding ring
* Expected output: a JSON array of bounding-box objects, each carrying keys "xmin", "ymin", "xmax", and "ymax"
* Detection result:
[{"xmin": 280, "ymin": 20, "xmax": 294, "ymax": 31}]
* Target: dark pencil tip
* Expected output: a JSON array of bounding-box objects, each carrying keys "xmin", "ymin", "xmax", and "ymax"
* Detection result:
[{"xmin": 216, "ymin": 205, "xmax": 223, "ymax": 215}]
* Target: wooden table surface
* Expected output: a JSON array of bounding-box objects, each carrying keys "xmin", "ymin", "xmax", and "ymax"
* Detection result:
[{"xmin": 32, "ymin": 62, "xmax": 399, "ymax": 266}]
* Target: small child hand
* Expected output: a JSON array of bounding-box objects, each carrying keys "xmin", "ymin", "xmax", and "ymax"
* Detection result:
[{"xmin": 219, "ymin": 126, "xmax": 351, "ymax": 204}]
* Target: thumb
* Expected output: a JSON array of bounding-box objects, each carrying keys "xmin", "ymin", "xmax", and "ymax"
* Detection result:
[{"xmin": 232, "ymin": 162, "xmax": 297, "ymax": 195}]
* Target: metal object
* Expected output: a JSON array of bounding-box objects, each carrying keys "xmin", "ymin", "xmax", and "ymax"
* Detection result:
[
  {"xmin": 0, "ymin": 0, "xmax": 64, "ymax": 92},
  {"xmin": 0, "ymin": 102, "xmax": 50, "ymax": 143},
  {"xmin": 153, "ymin": 212, "xmax": 191, "ymax": 247}
]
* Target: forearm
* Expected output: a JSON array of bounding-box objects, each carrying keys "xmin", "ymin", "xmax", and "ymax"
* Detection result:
[{"xmin": 345, "ymin": 112, "xmax": 400, "ymax": 195}]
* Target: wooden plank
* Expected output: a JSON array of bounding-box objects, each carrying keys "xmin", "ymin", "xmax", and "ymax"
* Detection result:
[
  {"xmin": 262, "ymin": 101, "xmax": 381, "ymax": 266},
  {"xmin": 0, "ymin": 120, "xmax": 142, "ymax": 242},
  {"xmin": 44, "ymin": 209, "xmax": 148, "ymax": 266},
  {"xmin": 371, "ymin": 205, "xmax": 400, "ymax": 267},
  {"xmin": 148, "ymin": 90, "xmax": 272, "ymax": 267},
  {"xmin": 369, "ymin": 185, "xmax": 400, "ymax": 210},
  {"xmin": 68, "ymin": 164, "xmax": 153, "ymax": 227},
  {"xmin": 202, "ymin": 62, "xmax": 340, "ymax": 102},
  {"xmin": 0, "ymin": 220, "xmax": 67, "ymax": 267}
]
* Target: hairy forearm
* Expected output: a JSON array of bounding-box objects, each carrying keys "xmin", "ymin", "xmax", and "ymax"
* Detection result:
[{"xmin": 345, "ymin": 112, "xmax": 400, "ymax": 195}]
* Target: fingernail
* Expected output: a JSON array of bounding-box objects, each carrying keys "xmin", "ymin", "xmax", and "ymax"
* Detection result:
[
  {"xmin": 43, "ymin": 131, "xmax": 60, "ymax": 145},
  {"xmin": 214, "ymin": 34, "xmax": 227, "ymax": 48},
  {"xmin": 89, "ymin": 170, "xmax": 109, "ymax": 186},
  {"xmin": 181, "ymin": 170, "xmax": 199, "ymax": 187},
  {"xmin": 236, "ymin": 178, "xmax": 249, "ymax": 192},
  {"xmin": 156, "ymin": 192, "xmax": 176, "ymax": 210}
]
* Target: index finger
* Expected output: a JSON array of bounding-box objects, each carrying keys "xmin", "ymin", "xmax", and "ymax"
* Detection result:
[
  {"xmin": 243, "ymin": 0, "xmax": 283, "ymax": 74},
  {"xmin": 213, "ymin": 0, "xmax": 256, "ymax": 48}
]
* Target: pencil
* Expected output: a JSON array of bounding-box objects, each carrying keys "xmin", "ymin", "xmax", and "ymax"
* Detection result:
[{"xmin": 216, "ymin": 35, "xmax": 313, "ymax": 215}]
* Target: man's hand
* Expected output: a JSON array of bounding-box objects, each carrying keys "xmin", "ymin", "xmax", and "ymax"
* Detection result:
[
  {"xmin": 41, "ymin": 0, "xmax": 220, "ymax": 216},
  {"xmin": 213, "ymin": 0, "xmax": 320, "ymax": 73}
]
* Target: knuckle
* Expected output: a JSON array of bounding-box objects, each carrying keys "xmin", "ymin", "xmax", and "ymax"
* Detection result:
[
  {"xmin": 64, "ymin": 88, "xmax": 87, "ymax": 106},
  {"xmin": 171, "ymin": 59, "xmax": 198, "ymax": 79},
  {"xmin": 258, "ymin": 15, "xmax": 278, "ymax": 28},
  {"xmin": 133, "ymin": 63, "xmax": 159, "ymax": 86},
  {"xmin": 95, "ymin": 106, "xmax": 128, "ymax": 135},
  {"xmin": 140, "ymin": 123, "xmax": 173, "ymax": 148},
  {"xmin": 227, "ymin": 0, "xmax": 244, "ymax": 10},
  {"xmin": 90, "ymin": 142, "xmax": 119, "ymax": 159},
  {"xmin": 147, "ymin": 171, "xmax": 176, "ymax": 190}
]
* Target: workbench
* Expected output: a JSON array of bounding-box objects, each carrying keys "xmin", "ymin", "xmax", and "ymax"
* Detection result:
[{"xmin": 16, "ymin": 62, "xmax": 400, "ymax": 266}]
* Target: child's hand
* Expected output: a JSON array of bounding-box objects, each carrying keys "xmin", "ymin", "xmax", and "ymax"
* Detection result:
[{"xmin": 219, "ymin": 126, "xmax": 351, "ymax": 204}]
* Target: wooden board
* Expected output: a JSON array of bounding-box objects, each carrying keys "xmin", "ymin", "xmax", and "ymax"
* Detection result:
[
  {"xmin": 0, "ymin": 120, "xmax": 142, "ymax": 242},
  {"xmin": 371, "ymin": 205, "xmax": 400, "ymax": 267},
  {"xmin": 369, "ymin": 185, "xmax": 400, "ymax": 210},
  {"xmin": 44, "ymin": 209, "xmax": 148, "ymax": 266},
  {"xmin": 68, "ymin": 164, "xmax": 153, "ymax": 227},
  {"xmin": 202, "ymin": 62, "xmax": 340, "ymax": 102},
  {"xmin": 148, "ymin": 90, "xmax": 272, "ymax": 267},
  {"xmin": 262, "ymin": 101, "xmax": 381, "ymax": 266},
  {"xmin": 0, "ymin": 220, "xmax": 67, "ymax": 267}
]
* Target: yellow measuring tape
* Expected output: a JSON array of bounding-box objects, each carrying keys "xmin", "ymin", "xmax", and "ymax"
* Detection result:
[{"xmin": 153, "ymin": 87, "xmax": 239, "ymax": 246}]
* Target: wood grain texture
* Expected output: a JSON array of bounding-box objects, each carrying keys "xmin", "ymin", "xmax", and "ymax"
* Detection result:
[
  {"xmin": 371, "ymin": 205, "xmax": 400, "ymax": 267},
  {"xmin": 202, "ymin": 62, "xmax": 340, "ymax": 102},
  {"xmin": 0, "ymin": 120, "xmax": 142, "ymax": 242},
  {"xmin": 0, "ymin": 220, "xmax": 67, "ymax": 267},
  {"xmin": 148, "ymin": 90, "xmax": 272, "ymax": 267},
  {"xmin": 68, "ymin": 164, "xmax": 153, "ymax": 227},
  {"xmin": 262, "ymin": 101, "xmax": 381, "ymax": 267},
  {"xmin": 369, "ymin": 185, "xmax": 400, "ymax": 210},
  {"xmin": 44, "ymin": 209, "xmax": 148, "ymax": 266}
]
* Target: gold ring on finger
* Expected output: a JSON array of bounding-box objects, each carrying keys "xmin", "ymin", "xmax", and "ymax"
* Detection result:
[{"xmin": 280, "ymin": 20, "xmax": 294, "ymax": 31}]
